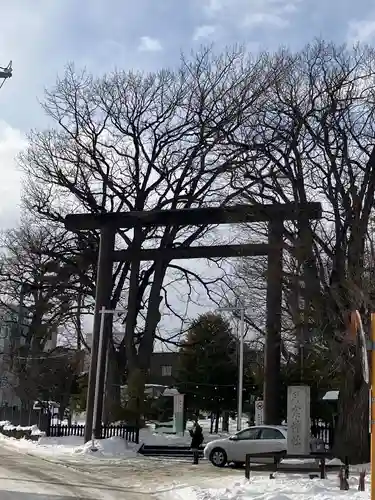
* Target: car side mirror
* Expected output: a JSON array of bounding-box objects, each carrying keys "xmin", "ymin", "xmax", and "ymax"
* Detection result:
[{"xmin": 229, "ymin": 435, "xmax": 238, "ymax": 441}]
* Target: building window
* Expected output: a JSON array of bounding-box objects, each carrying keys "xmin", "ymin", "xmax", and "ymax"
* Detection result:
[{"xmin": 161, "ymin": 365, "xmax": 172, "ymax": 377}]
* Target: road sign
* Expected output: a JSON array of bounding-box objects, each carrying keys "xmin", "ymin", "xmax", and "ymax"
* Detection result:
[{"xmin": 255, "ymin": 400, "xmax": 264, "ymax": 426}]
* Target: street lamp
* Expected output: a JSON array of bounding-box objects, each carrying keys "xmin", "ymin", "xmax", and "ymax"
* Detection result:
[
  {"xmin": 0, "ymin": 61, "xmax": 12, "ymax": 89},
  {"xmin": 91, "ymin": 307, "xmax": 126, "ymax": 450},
  {"xmin": 217, "ymin": 303, "xmax": 246, "ymax": 432}
]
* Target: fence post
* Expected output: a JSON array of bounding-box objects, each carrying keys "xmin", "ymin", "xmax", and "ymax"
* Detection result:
[
  {"xmin": 320, "ymin": 458, "xmax": 326, "ymax": 479},
  {"xmin": 344, "ymin": 456, "xmax": 349, "ymax": 480},
  {"xmin": 245, "ymin": 455, "xmax": 250, "ymax": 479}
]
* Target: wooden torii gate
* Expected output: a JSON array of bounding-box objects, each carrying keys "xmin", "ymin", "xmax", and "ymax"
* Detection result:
[{"xmin": 64, "ymin": 202, "xmax": 322, "ymax": 442}]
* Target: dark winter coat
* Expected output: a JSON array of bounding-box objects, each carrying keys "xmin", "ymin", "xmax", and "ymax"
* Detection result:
[{"xmin": 189, "ymin": 423, "xmax": 204, "ymax": 449}]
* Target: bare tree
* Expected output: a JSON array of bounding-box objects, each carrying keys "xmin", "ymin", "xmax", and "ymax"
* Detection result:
[
  {"xmin": 18, "ymin": 48, "xmax": 284, "ymax": 417},
  {"xmin": 0, "ymin": 219, "xmax": 95, "ymax": 407},
  {"xmin": 13, "ymin": 346, "xmax": 83, "ymax": 417},
  {"xmin": 224, "ymin": 40, "xmax": 375, "ymax": 462},
  {"xmin": 0, "ymin": 222, "xmax": 83, "ymax": 350}
]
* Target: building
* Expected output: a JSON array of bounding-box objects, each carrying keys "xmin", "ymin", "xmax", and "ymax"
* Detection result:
[
  {"xmin": 147, "ymin": 348, "xmax": 263, "ymax": 388},
  {"xmin": 148, "ymin": 352, "xmax": 179, "ymax": 387},
  {"xmin": 0, "ymin": 305, "xmax": 58, "ymax": 408},
  {"xmin": 0, "ymin": 305, "xmax": 27, "ymax": 408},
  {"xmin": 81, "ymin": 341, "xmax": 262, "ymax": 395}
]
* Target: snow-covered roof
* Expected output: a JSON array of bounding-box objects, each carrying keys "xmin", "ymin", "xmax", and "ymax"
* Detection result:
[
  {"xmin": 162, "ymin": 387, "xmax": 180, "ymax": 396},
  {"xmin": 322, "ymin": 390, "xmax": 339, "ymax": 401}
]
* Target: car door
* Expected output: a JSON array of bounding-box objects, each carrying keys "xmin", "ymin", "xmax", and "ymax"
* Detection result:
[
  {"xmin": 257, "ymin": 427, "xmax": 287, "ymax": 455},
  {"xmin": 229, "ymin": 427, "xmax": 261, "ymax": 462}
]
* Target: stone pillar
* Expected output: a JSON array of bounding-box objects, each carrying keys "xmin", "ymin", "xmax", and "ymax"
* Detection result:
[
  {"xmin": 173, "ymin": 393, "xmax": 185, "ymax": 435},
  {"xmin": 287, "ymin": 386, "xmax": 310, "ymax": 455},
  {"xmin": 264, "ymin": 220, "xmax": 283, "ymax": 424}
]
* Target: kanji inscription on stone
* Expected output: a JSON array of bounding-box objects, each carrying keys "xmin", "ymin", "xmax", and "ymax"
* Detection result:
[{"xmin": 287, "ymin": 386, "xmax": 310, "ymax": 454}]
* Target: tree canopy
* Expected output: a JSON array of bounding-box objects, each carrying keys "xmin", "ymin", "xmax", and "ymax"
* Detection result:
[{"xmin": 176, "ymin": 312, "xmax": 256, "ymax": 414}]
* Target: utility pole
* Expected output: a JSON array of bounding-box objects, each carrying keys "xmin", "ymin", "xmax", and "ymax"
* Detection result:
[
  {"xmin": 217, "ymin": 302, "xmax": 247, "ymax": 432},
  {"xmin": 84, "ymin": 226, "xmax": 115, "ymax": 443},
  {"xmin": 92, "ymin": 307, "xmax": 126, "ymax": 443}
]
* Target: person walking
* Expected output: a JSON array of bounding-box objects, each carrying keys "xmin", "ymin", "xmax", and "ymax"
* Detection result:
[{"xmin": 190, "ymin": 417, "xmax": 204, "ymax": 464}]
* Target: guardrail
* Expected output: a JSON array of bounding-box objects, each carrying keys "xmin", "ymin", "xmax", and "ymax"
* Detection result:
[{"xmin": 244, "ymin": 451, "xmax": 347, "ymax": 480}]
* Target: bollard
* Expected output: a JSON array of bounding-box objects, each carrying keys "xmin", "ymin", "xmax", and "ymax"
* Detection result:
[
  {"xmin": 344, "ymin": 456, "xmax": 349, "ymax": 480},
  {"xmin": 319, "ymin": 458, "xmax": 326, "ymax": 479},
  {"xmin": 245, "ymin": 455, "xmax": 250, "ymax": 480},
  {"xmin": 358, "ymin": 470, "xmax": 366, "ymax": 491},
  {"xmin": 193, "ymin": 450, "xmax": 199, "ymax": 465},
  {"xmin": 339, "ymin": 467, "xmax": 349, "ymax": 490}
]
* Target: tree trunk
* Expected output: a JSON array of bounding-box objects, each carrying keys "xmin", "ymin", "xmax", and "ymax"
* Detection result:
[
  {"xmin": 214, "ymin": 410, "xmax": 220, "ymax": 434},
  {"xmin": 126, "ymin": 368, "xmax": 146, "ymax": 426},
  {"xmin": 222, "ymin": 411, "xmax": 229, "ymax": 432},
  {"xmin": 333, "ymin": 364, "xmax": 369, "ymax": 464},
  {"xmin": 103, "ymin": 346, "xmax": 121, "ymax": 423}
]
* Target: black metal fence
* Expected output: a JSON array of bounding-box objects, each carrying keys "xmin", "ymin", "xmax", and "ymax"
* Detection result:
[
  {"xmin": 47, "ymin": 423, "xmax": 139, "ymax": 443},
  {"xmin": 311, "ymin": 419, "xmax": 334, "ymax": 449},
  {"xmin": 0, "ymin": 406, "xmax": 50, "ymax": 432}
]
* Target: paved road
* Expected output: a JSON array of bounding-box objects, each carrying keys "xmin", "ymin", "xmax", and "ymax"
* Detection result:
[
  {"xmin": 0, "ymin": 445, "xmax": 153, "ymax": 499},
  {"xmin": 44, "ymin": 455, "xmax": 243, "ymax": 495}
]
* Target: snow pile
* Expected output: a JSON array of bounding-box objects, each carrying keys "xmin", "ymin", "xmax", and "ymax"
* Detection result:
[
  {"xmin": 159, "ymin": 475, "xmax": 370, "ymax": 499},
  {"xmin": 0, "ymin": 432, "xmax": 141, "ymax": 460},
  {"xmin": 73, "ymin": 436, "xmax": 140, "ymax": 458},
  {"xmin": 1, "ymin": 423, "xmax": 44, "ymax": 435},
  {"xmin": 139, "ymin": 428, "xmax": 231, "ymax": 446},
  {"xmin": 140, "ymin": 428, "xmax": 190, "ymax": 446},
  {"xmin": 140, "ymin": 419, "xmax": 236, "ymax": 447}
]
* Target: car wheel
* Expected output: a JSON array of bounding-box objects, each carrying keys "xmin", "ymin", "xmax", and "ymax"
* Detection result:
[{"xmin": 209, "ymin": 448, "xmax": 227, "ymax": 467}]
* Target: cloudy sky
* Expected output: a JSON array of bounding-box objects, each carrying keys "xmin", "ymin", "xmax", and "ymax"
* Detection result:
[{"xmin": 0, "ymin": 0, "xmax": 371, "ymax": 228}]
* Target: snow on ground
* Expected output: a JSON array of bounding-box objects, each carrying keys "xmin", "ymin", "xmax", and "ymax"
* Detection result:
[
  {"xmin": 0, "ymin": 433, "xmax": 140, "ymax": 460},
  {"xmin": 158, "ymin": 474, "xmax": 370, "ymax": 499},
  {"xmin": 0, "ymin": 423, "xmax": 371, "ymax": 499},
  {"xmin": 139, "ymin": 417, "xmax": 247, "ymax": 446},
  {"xmin": 0, "ymin": 426, "xmax": 219, "ymax": 460},
  {"xmin": 138, "ymin": 426, "xmax": 231, "ymax": 446},
  {"xmin": 0, "ymin": 417, "xmax": 241, "ymax": 461}
]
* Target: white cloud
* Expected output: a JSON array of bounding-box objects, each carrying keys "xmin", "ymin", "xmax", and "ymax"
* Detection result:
[
  {"xmin": 347, "ymin": 18, "xmax": 375, "ymax": 44},
  {"xmin": 193, "ymin": 24, "xmax": 216, "ymax": 41},
  {"xmin": 202, "ymin": 0, "xmax": 302, "ymax": 30},
  {"xmin": 0, "ymin": 122, "xmax": 27, "ymax": 229},
  {"xmin": 243, "ymin": 12, "xmax": 288, "ymax": 28},
  {"xmin": 138, "ymin": 36, "xmax": 163, "ymax": 52}
]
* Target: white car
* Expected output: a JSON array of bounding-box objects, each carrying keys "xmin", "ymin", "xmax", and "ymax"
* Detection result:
[{"xmin": 204, "ymin": 425, "xmax": 323, "ymax": 467}]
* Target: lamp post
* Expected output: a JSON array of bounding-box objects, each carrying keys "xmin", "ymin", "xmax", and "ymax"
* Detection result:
[
  {"xmin": 91, "ymin": 307, "xmax": 126, "ymax": 449},
  {"xmin": 0, "ymin": 61, "xmax": 12, "ymax": 89},
  {"xmin": 217, "ymin": 303, "xmax": 246, "ymax": 432}
]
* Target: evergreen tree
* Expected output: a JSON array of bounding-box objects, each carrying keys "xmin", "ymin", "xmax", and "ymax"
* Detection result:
[{"xmin": 176, "ymin": 312, "xmax": 255, "ymax": 416}]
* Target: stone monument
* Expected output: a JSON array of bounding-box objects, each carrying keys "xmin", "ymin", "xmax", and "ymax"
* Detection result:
[
  {"xmin": 287, "ymin": 385, "xmax": 310, "ymax": 455},
  {"xmin": 173, "ymin": 392, "xmax": 185, "ymax": 435}
]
